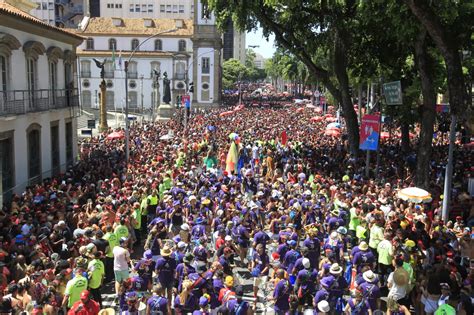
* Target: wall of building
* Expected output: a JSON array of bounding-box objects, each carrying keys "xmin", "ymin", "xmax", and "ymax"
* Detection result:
[
  {"xmin": 100, "ymin": 0, "xmax": 193, "ymax": 19},
  {"xmin": 78, "ymin": 35, "xmax": 192, "ymax": 53}
]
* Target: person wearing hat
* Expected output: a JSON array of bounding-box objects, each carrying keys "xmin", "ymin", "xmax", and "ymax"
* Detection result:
[
  {"xmin": 133, "ymin": 250, "xmax": 154, "ymax": 290},
  {"xmin": 113, "ymin": 237, "xmax": 131, "ymax": 296},
  {"xmin": 323, "ymin": 231, "xmax": 344, "ymax": 264},
  {"xmin": 218, "ymin": 276, "xmax": 235, "ymax": 303},
  {"xmin": 438, "ymin": 283, "xmax": 451, "ymax": 307},
  {"xmin": 359, "ymin": 269, "xmax": 381, "ymax": 311},
  {"xmin": 146, "ymin": 283, "xmax": 170, "ymax": 315},
  {"xmin": 344, "ymin": 290, "xmax": 372, "ymax": 315},
  {"xmin": 320, "ymin": 263, "xmax": 347, "ymax": 309},
  {"xmin": 283, "ymin": 239, "xmax": 301, "ymax": 276},
  {"xmin": 87, "ymin": 251, "xmax": 105, "ymax": 307},
  {"xmin": 62, "ymin": 268, "xmax": 89, "ymax": 309},
  {"xmin": 387, "ymin": 257, "xmax": 410, "ymax": 306},
  {"xmin": 315, "ymin": 300, "xmax": 330, "ymax": 314},
  {"xmin": 352, "ymin": 241, "xmax": 375, "ymax": 273},
  {"xmin": 221, "ymin": 285, "xmax": 251, "ymax": 315},
  {"xmin": 155, "ymin": 245, "xmax": 177, "ymax": 309},
  {"xmin": 67, "ymin": 290, "xmax": 100, "ymax": 315},
  {"xmin": 194, "ymin": 294, "xmax": 211, "ymax": 315},
  {"xmin": 295, "ymin": 258, "xmax": 317, "ymax": 310}
]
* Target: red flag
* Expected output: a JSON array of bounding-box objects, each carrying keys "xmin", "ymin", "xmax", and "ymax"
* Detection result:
[{"xmin": 281, "ymin": 130, "xmax": 288, "ymax": 146}]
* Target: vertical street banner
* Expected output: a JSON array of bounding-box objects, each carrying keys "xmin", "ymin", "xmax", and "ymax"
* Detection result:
[
  {"xmin": 183, "ymin": 95, "xmax": 191, "ymax": 109},
  {"xmin": 360, "ymin": 114, "xmax": 381, "ymax": 151}
]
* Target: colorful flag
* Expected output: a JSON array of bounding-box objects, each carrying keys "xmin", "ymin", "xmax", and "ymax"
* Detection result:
[
  {"xmin": 281, "ymin": 130, "xmax": 288, "ymax": 146},
  {"xmin": 117, "ymin": 50, "xmax": 122, "ymax": 70}
]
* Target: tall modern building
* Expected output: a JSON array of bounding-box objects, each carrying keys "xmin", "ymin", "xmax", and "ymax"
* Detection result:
[
  {"xmin": 29, "ymin": 0, "xmax": 84, "ymax": 27},
  {"xmin": 222, "ymin": 18, "xmax": 245, "ymax": 64}
]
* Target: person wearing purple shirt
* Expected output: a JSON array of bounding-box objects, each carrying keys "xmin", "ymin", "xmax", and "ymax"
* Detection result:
[
  {"xmin": 146, "ymin": 284, "xmax": 170, "ymax": 315},
  {"xmin": 352, "ymin": 242, "xmax": 375, "ymax": 272},
  {"xmin": 253, "ymin": 230, "xmax": 270, "ymax": 249},
  {"xmin": 175, "ymin": 253, "xmax": 195, "ymax": 292},
  {"xmin": 272, "ymin": 269, "xmax": 291, "ymax": 314},
  {"xmin": 283, "ymin": 240, "xmax": 301, "ymax": 273},
  {"xmin": 304, "ymin": 233, "xmax": 321, "ymax": 269},
  {"xmin": 129, "ymin": 275, "xmax": 147, "ymax": 292},
  {"xmin": 191, "ymin": 219, "xmax": 206, "ymax": 240},
  {"xmin": 251, "ymin": 244, "xmax": 269, "ymax": 310},
  {"xmin": 296, "ymin": 258, "xmax": 318, "ymax": 306},
  {"xmin": 155, "ymin": 246, "xmax": 177, "ymax": 307},
  {"xmin": 292, "ymin": 247, "xmax": 309, "ymax": 275},
  {"xmin": 134, "ymin": 250, "xmax": 154, "ymax": 289},
  {"xmin": 223, "ymin": 286, "xmax": 251, "ymax": 315},
  {"xmin": 277, "ymin": 241, "xmax": 289, "ymax": 264},
  {"xmin": 358, "ymin": 270, "xmax": 380, "ymax": 311}
]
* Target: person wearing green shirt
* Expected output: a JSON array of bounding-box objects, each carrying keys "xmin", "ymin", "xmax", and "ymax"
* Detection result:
[
  {"xmin": 369, "ymin": 221, "xmax": 384, "ymax": 256},
  {"xmin": 434, "ymin": 299, "xmax": 456, "ymax": 315},
  {"xmin": 348, "ymin": 206, "xmax": 361, "ymax": 233},
  {"xmin": 62, "ymin": 268, "xmax": 88, "ymax": 308},
  {"xmin": 131, "ymin": 202, "xmax": 142, "ymax": 245},
  {"xmin": 88, "ymin": 252, "xmax": 105, "ymax": 306},
  {"xmin": 356, "ymin": 220, "xmax": 368, "ymax": 241},
  {"xmin": 377, "ymin": 233, "xmax": 394, "ymax": 285},
  {"xmin": 103, "ymin": 225, "xmax": 118, "ymax": 282},
  {"xmin": 114, "ymin": 217, "xmax": 129, "ymax": 240}
]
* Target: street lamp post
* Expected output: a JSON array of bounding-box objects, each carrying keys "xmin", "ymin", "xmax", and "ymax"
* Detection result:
[
  {"xmin": 152, "ymin": 70, "xmax": 161, "ymax": 122},
  {"xmin": 123, "ymin": 28, "xmax": 177, "ymax": 163}
]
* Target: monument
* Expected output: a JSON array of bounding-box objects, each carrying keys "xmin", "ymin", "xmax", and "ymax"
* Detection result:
[{"xmin": 156, "ymin": 71, "xmax": 174, "ymax": 120}]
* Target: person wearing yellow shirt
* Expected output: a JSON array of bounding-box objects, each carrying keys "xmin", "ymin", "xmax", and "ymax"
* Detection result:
[
  {"xmin": 87, "ymin": 251, "xmax": 105, "ymax": 307},
  {"xmin": 369, "ymin": 221, "xmax": 384, "ymax": 259},
  {"xmin": 103, "ymin": 225, "xmax": 118, "ymax": 283},
  {"xmin": 114, "ymin": 217, "xmax": 130, "ymax": 240},
  {"xmin": 62, "ymin": 268, "xmax": 88, "ymax": 308},
  {"xmin": 131, "ymin": 202, "xmax": 142, "ymax": 245},
  {"xmin": 377, "ymin": 232, "xmax": 394, "ymax": 286}
]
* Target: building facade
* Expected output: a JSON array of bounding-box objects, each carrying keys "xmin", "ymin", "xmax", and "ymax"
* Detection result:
[
  {"xmin": 29, "ymin": 0, "xmax": 84, "ymax": 27},
  {"xmin": 0, "ymin": 0, "xmax": 83, "ymax": 200},
  {"xmin": 98, "ymin": 0, "xmax": 193, "ymax": 19},
  {"xmin": 75, "ymin": 17, "xmax": 197, "ymax": 111}
]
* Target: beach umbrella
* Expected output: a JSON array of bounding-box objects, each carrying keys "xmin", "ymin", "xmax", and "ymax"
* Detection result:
[
  {"xmin": 326, "ymin": 122, "xmax": 341, "ymax": 129},
  {"xmin": 397, "ymin": 187, "xmax": 432, "ymax": 203},
  {"xmin": 106, "ymin": 131, "xmax": 124, "ymax": 140},
  {"xmin": 325, "ymin": 117, "xmax": 337, "ymax": 122},
  {"xmin": 219, "ymin": 111, "xmax": 234, "ymax": 117}
]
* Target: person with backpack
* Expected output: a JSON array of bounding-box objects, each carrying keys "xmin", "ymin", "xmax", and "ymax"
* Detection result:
[
  {"xmin": 250, "ymin": 243, "xmax": 269, "ymax": 310},
  {"xmin": 146, "ymin": 284, "xmax": 170, "ymax": 315},
  {"xmin": 295, "ymin": 258, "xmax": 317, "ymax": 310},
  {"xmin": 344, "ymin": 290, "xmax": 372, "ymax": 315},
  {"xmin": 223, "ymin": 286, "xmax": 251, "ymax": 315}
]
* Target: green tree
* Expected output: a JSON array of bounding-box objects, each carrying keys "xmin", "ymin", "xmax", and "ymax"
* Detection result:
[
  {"xmin": 222, "ymin": 58, "xmax": 247, "ymax": 90},
  {"xmin": 207, "ymin": 0, "xmax": 361, "ymax": 154}
]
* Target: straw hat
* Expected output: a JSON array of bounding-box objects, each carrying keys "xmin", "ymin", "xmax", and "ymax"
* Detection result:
[
  {"xmin": 329, "ymin": 263, "xmax": 343, "ymax": 275},
  {"xmin": 98, "ymin": 308, "xmax": 115, "ymax": 315},
  {"xmin": 359, "ymin": 241, "xmax": 369, "ymax": 251},
  {"xmin": 363, "ymin": 270, "xmax": 377, "ymax": 283},
  {"xmin": 160, "ymin": 246, "xmax": 172, "ymax": 257},
  {"xmin": 393, "ymin": 268, "xmax": 409, "ymax": 286}
]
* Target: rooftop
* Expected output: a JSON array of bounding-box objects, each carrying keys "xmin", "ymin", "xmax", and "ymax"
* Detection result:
[
  {"xmin": 0, "ymin": 0, "xmax": 84, "ymax": 42},
  {"xmin": 75, "ymin": 17, "xmax": 193, "ymax": 37}
]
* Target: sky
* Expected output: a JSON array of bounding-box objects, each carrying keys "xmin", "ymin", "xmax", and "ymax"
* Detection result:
[{"xmin": 246, "ymin": 28, "xmax": 276, "ymax": 59}]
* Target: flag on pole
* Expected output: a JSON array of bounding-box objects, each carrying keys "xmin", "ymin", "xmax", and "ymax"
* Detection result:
[
  {"xmin": 281, "ymin": 130, "xmax": 288, "ymax": 146},
  {"xmin": 117, "ymin": 50, "xmax": 122, "ymax": 70},
  {"xmin": 112, "ymin": 46, "xmax": 116, "ymax": 70}
]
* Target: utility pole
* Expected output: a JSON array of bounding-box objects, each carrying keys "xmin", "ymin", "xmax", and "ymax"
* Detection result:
[{"xmin": 442, "ymin": 114, "xmax": 457, "ymax": 222}]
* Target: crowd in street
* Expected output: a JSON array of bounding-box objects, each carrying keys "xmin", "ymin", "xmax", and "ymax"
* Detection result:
[{"xmin": 0, "ymin": 103, "xmax": 472, "ymax": 314}]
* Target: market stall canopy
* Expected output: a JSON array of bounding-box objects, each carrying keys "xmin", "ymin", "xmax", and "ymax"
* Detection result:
[{"xmin": 397, "ymin": 187, "xmax": 432, "ymax": 203}]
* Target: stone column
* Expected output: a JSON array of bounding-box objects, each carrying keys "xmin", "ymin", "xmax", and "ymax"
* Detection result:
[{"xmin": 99, "ymin": 79, "xmax": 108, "ymax": 132}]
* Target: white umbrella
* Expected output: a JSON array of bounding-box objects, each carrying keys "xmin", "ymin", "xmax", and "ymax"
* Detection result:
[
  {"xmin": 326, "ymin": 122, "xmax": 341, "ymax": 129},
  {"xmin": 397, "ymin": 187, "xmax": 432, "ymax": 203}
]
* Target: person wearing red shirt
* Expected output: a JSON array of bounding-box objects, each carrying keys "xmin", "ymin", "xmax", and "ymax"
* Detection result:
[{"xmin": 68, "ymin": 290, "xmax": 100, "ymax": 315}]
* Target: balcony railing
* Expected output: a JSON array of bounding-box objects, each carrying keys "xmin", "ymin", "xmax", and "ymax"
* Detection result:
[
  {"xmin": 174, "ymin": 73, "xmax": 186, "ymax": 80},
  {"xmin": 80, "ymin": 71, "xmax": 91, "ymax": 78},
  {"xmin": 128, "ymin": 72, "xmax": 138, "ymax": 79},
  {"xmin": 0, "ymin": 89, "xmax": 79, "ymax": 117},
  {"xmin": 104, "ymin": 71, "xmax": 114, "ymax": 78}
]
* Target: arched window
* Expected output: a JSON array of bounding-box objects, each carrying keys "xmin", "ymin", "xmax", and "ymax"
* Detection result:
[
  {"xmin": 154, "ymin": 39, "xmax": 162, "ymax": 51},
  {"xmin": 128, "ymin": 91, "xmax": 138, "ymax": 108},
  {"xmin": 86, "ymin": 38, "xmax": 94, "ymax": 50},
  {"xmin": 178, "ymin": 40, "xmax": 186, "ymax": 52},
  {"xmin": 150, "ymin": 61, "xmax": 160, "ymax": 78},
  {"xmin": 109, "ymin": 38, "xmax": 117, "ymax": 50},
  {"xmin": 27, "ymin": 124, "xmax": 42, "ymax": 182},
  {"xmin": 0, "ymin": 54, "xmax": 9, "ymax": 92},
  {"xmin": 131, "ymin": 39, "xmax": 139, "ymax": 50}
]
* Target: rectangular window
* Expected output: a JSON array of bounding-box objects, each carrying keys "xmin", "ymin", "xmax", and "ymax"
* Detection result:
[
  {"xmin": 42, "ymin": 2, "xmax": 47, "ymax": 10},
  {"xmin": 118, "ymin": 3, "xmax": 122, "ymax": 8},
  {"xmin": 135, "ymin": 4, "xmax": 140, "ymax": 12},
  {"xmin": 166, "ymin": 4, "xmax": 171, "ymax": 13},
  {"xmin": 179, "ymin": 5, "xmax": 184, "ymax": 13},
  {"xmin": 0, "ymin": 55, "xmax": 8, "ymax": 92},
  {"xmin": 191, "ymin": 4, "xmax": 194, "ymax": 14},
  {"xmin": 202, "ymin": 57, "xmax": 210, "ymax": 74},
  {"xmin": 51, "ymin": 124, "xmax": 60, "ymax": 176},
  {"xmin": 65, "ymin": 121, "xmax": 73, "ymax": 164},
  {"xmin": 107, "ymin": 3, "xmax": 111, "ymax": 8},
  {"xmin": 142, "ymin": 4, "xmax": 146, "ymax": 12},
  {"xmin": 172, "ymin": 5, "xmax": 177, "ymax": 13},
  {"xmin": 148, "ymin": 4, "xmax": 153, "ymax": 12},
  {"xmin": 129, "ymin": 4, "xmax": 134, "ymax": 12},
  {"xmin": 48, "ymin": 2, "xmax": 53, "ymax": 9},
  {"xmin": 0, "ymin": 135, "xmax": 15, "ymax": 195},
  {"xmin": 160, "ymin": 4, "xmax": 165, "ymax": 12}
]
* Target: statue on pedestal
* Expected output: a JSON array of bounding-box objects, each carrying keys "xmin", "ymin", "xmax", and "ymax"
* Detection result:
[{"xmin": 162, "ymin": 71, "xmax": 171, "ymax": 104}]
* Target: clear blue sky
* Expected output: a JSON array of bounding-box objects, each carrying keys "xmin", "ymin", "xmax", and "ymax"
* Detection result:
[{"xmin": 246, "ymin": 28, "xmax": 276, "ymax": 59}]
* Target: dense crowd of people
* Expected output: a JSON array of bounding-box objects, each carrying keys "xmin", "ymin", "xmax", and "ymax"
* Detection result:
[{"xmin": 0, "ymin": 103, "xmax": 472, "ymax": 315}]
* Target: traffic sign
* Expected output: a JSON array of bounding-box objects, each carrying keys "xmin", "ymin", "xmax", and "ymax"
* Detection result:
[
  {"xmin": 360, "ymin": 114, "xmax": 381, "ymax": 151},
  {"xmin": 383, "ymin": 81, "xmax": 403, "ymax": 105},
  {"xmin": 87, "ymin": 119, "xmax": 96, "ymax": 129},
  {"xmin": 183, "ymin": 95, "xmax": 191, "ymax": 109}
]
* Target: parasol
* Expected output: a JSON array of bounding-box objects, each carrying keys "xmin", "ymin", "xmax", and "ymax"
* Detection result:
[
  {"xmin": 295, "ymin": 107, "xmax": 305, "ymax": 113},
  {"xmin": 324, "ymin": 129, "xmax": 341, "ymax": 137},
  {"xmin": 325, "ymin": 117, "xmax": 337, "ymax": 122},
  {"xmin": 106, "ymin": 131, "xmax": 124, "ymax": 140},
  {"xmin": 326, "ymin": 122, "xmax": 341, "ymax": 129},
  {"xmin": 397, "ymin": 187, "xmax": 432, "ymax": 203}
]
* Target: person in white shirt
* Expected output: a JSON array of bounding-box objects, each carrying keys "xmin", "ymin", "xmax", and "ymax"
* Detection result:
[
  {"xmin": 113, "ymin": 237, "xmax": 131, "ymax": 295},
  {"xmin": 387, "ymin": 257, "xmax": 409, "ymax": 304}
]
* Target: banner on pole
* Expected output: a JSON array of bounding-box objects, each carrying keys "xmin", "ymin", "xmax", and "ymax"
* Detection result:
[
  {"xmin": 383, "ymin": 81, "xmax": 403, "ymax": 105},
  {"xmin": 360, "ymin": 114, "xmax": 380, "ymax": 151},
  {"xmin": 183, "ymin": 95, "xmax": 191, "ymax": 109}
]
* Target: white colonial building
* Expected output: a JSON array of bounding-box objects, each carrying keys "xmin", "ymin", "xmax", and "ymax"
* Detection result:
[
  {"xmin": 76, "ymin": 0, "xmax": 222, "ymax": 110},
  {"xmin": 0, "ymin": 0, "xmax": 83, "ymax": 200}
]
